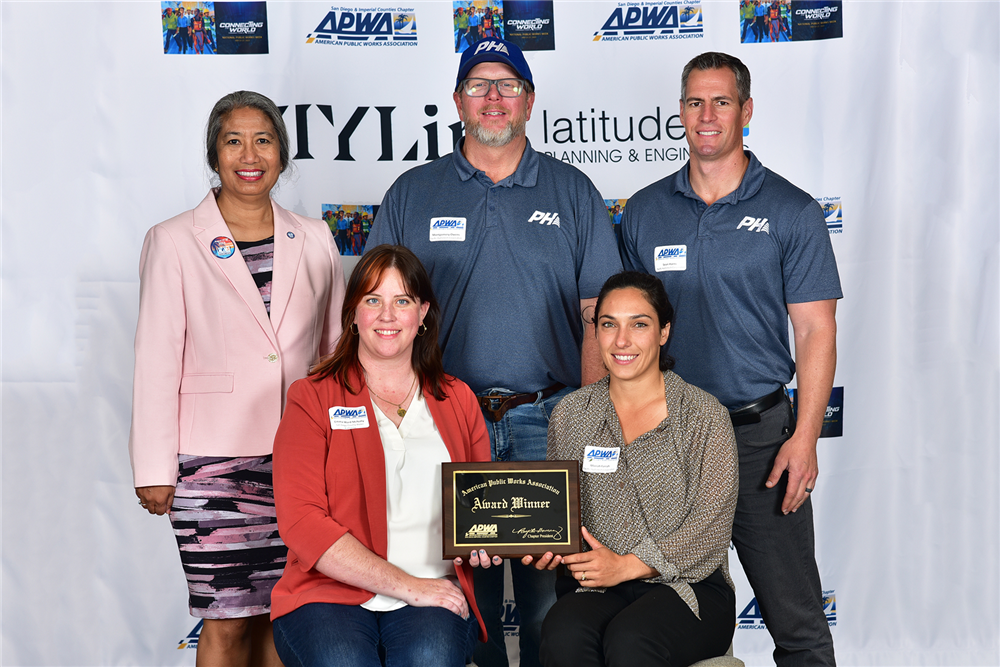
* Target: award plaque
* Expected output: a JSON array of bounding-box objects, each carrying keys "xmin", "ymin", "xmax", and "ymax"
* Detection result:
[{"xmin": 442, "ymin": 461, "xmax": 581, "ymax": 559}]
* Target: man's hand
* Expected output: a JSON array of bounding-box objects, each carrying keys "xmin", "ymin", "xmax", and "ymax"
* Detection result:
[
  {"xmin": 766, "ymin": 433, "xmax": 818, "ymax": 514},
  {"xmin": 580, "ymin": 298, "xmax": 607, "ymax": 385},
  {"xmin": 777, "ymin": 298, "xmax": 837, "ymax": 515}
]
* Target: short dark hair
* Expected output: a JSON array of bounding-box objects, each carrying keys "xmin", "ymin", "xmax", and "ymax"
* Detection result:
[
  {"xmin": 681, "ymin": 52, "xmax": 751, "ymax": 106},
  {"xmin": 205, "ymin": 90, "xmax": 290, "ymax": 175},
  {"xmin": 311, "ymin": 245, "xmax": 449, "ymax": 399},
  {"xmin": 594, "ymin": 271, "xmax": 676, "ymax": 371}
]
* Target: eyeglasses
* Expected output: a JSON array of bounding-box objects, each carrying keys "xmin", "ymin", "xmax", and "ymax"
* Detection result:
[{"xmin": 461, "ymin": 78, "xmax": 526, "ymax": 98}]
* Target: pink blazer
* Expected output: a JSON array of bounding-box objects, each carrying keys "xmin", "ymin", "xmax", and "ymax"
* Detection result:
[{"xmin": 128, "ymin": 190, "xmax": 346, "ymax": 487}]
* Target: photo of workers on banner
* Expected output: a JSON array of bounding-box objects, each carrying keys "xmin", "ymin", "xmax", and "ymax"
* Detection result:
[{"xmin": 323, "ymin": 204, "xmax": 377, "ymax": 256}]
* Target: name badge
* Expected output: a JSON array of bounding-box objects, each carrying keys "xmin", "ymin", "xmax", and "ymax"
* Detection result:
[
  {"xmin": 654, "ymin": 245, "xmax": 686, "ymax": 272},
  {"xmin": 329, "ymin": 406, "xmax": 369, "ymax": 430},
  {"xmin": 583, "ymin": 446, "xmax": 620, "ymax": 473},
  {"xmin": 429, "ymin": 217, "xmax": 467, "ymax": 242}
]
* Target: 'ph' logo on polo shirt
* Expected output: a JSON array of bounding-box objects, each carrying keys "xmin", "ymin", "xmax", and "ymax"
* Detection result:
[
  {"xmin": 736, "ymin": 216, "xmax": 769, "ymax": 234},
  {"xmin": 529, "ymin": 210, "xmax": 561, "ymax": 227}
]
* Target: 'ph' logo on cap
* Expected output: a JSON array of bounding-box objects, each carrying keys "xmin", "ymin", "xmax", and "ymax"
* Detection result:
[{"xmin": 475, "ymin": 40, "xmax": 509, "ymax": 56}]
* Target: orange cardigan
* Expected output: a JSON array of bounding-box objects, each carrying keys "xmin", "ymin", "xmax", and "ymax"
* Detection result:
[{"xmin": 271, "ymin": 369, "xmax": 490, "ymax": 642}]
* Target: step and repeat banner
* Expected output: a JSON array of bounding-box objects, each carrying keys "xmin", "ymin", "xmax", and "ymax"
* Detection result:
[{"xmin": 2, "ymin": 2, "xmax": 998, "ymax": 665}]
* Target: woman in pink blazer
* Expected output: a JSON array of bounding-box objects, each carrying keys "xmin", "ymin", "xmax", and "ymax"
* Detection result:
[{"xmin": 128, "ymin": 91, "xmax": 345, "ymax": 667}]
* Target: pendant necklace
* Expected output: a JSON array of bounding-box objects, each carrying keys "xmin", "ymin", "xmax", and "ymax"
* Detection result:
[{"xmin": 366, "ymin": 372, "xmax": 417, "ymax": 418}]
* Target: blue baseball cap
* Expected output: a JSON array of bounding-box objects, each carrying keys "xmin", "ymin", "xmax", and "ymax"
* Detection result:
[{"xmin": 456, "ymin": 38, "xmax": 534, "ymax": 91}]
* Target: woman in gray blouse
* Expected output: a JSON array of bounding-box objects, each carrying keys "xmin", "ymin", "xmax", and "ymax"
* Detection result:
[{"xmin": 523, "ymin": 271, "xmax": 739, "ymax": 667}]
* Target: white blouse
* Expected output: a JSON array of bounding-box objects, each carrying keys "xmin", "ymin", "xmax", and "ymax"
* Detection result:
[{"xmin": 362, "ymin": 391, "xmax": 454, "ymax": 611}]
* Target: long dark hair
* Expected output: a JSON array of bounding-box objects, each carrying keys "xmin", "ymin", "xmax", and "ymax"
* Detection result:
[
  {"xmin": 594, "ymin": 271, "xmax": 676, "ymax": 371},
  {"xmin": 311, "ymin": 245, "xmax": 448, "ymax": 399}
]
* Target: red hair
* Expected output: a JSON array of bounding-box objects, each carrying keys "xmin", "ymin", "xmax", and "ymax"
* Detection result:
[{"xmin": 310, "ymin": 244, "xmax": 449, "ymax": 400}]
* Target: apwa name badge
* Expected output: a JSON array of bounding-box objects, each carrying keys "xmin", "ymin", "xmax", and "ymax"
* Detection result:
[
  {"xmin": 583, "ymin": 446, "xmax": 620, "ymax": 473},
  {"xmin": 654, "ymin": 245, "xmax": 686, "ymax": 272},
  {"xmin": 329, "ymin": 406, "xmax": 369, "ymax": 430},
  {"xmin": 429, "ymin": 217, "xmax": 466, "ymax": 242}
]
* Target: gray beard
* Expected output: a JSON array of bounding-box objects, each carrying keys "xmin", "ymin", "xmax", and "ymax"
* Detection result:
[{"xmin": 466, "ymin": 116, "xmax": 525, "ymax": 147}]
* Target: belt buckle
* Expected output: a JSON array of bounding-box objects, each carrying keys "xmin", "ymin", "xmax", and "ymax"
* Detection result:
[
  {"xmin": 728, "ymin": 387, "xmax": 784, "ymax": 427},
  {"xmin": 480, "ymin": 391, "xmax": 512, "ymax": 422}
]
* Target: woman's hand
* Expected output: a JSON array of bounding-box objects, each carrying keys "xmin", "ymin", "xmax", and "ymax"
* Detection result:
[
  {"xmin": 525, "ymin": 527, "xmax": 657, "ymax": 588},
  {"xmin": 135, "ymin": 486, "xmax": 175, "ymax": 516},
  {"xmin": 561, "ymin": 527, "xmax": 629, "ymax": 588},
  {"xmin": 454, "ymin": 549, "xmax": 503, "ymax": 569},
  {"xmin": 521, "ymin": 551, "xmax": 564, "ymax": 570},
  {"xmin": 397, "ymin": 576, "xmax": 470, "ymax": 619}
]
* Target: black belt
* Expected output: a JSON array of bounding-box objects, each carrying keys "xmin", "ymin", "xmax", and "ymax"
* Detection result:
[
  {"xmin": 477, "ymin": 383, "xmax": 565, "ymax": 422},
  {"xmin": 728, "ymin": 387, "xmax": 786, "ymax": 427}
]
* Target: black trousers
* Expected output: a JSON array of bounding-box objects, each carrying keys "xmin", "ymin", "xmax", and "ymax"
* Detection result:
[
  {"xmin": 539, "ymin": 569, "xmax": 735, "ymax": 667},
  {"xmin": 730, "ymin": 395, "xmax": 836, "ymax": 666}
]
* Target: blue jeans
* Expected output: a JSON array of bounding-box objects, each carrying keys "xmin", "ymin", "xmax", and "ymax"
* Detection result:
[
  {"xmin": 731, "ymin": 395, "xmax": 836, "ymax": 667},
  {"xmin": 472, "ymin": 386, "xmax": 572, "ymax": 667},
  {"xmin": 273, "ymin": 603, "xmax": 477, "ymax": 667}
]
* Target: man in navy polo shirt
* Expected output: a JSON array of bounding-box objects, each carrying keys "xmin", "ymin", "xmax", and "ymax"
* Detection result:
[
  {"xmin": 368, "ymin": 38, "xmax": 621, "ymax": 667},
  {"xmin": 620, "ymin": 52, "xmax": 841, "ymax": 666}
]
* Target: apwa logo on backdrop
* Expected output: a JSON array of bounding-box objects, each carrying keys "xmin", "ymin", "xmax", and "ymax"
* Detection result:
[
  {"xmin": 306, "ymin": 8, "xmax": 417, "ymax": 46},
  {"xmin": 593, "ymin": 2, "xmax": 703, "ymax": 42},
  {"xmin": 177, "ymin": 620, "xmax": 202, "ymax": 649},
  {"xmin": 503, "ymin": 596, "xmax": 521, "ymax": 637},
  {"xmin": 737, "ymin": 590, "xmax": 837, "ymax": 629},
  {"xmin": 817, "ymin": 197, "xmax": 843, "ymax": 234}
]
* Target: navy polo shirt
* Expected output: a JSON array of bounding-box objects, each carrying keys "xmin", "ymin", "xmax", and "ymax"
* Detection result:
[
  {"xmin": 620, "ymin": 152, "xmax": 842, "ymax": 408},
  {"xmin": 369, "ymin": 139, "xmax": 621, "ymax": 394}
]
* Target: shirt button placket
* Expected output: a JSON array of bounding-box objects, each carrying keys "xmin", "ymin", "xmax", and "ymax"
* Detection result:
[
  {"xmin": 486, "ymin": 186, "xmax": 498, "ymax": 229},
  {"xmin": 698, "ymin": 202, "xmax": 712, "ymax": 239}
]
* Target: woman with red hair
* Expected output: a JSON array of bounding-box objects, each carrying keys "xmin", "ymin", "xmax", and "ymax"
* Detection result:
[{"xmin": 270, "ymin": 244, "xmax": 491, "ymax": 666}]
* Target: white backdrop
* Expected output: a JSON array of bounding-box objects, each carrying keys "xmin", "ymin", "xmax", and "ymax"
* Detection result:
[{"xmin": 2, "ymin": 1, "xmax": 998, "ymax": 665}]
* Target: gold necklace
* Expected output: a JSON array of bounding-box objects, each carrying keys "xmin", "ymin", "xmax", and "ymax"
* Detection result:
[{"xmin": 366, "ymin": 372, "xmax": 418, "ymax": 418}]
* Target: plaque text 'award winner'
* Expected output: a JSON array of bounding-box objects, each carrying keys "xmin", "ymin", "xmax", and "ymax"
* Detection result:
[{"xmin": 442, "ymin": 461, "xmax": 581, "ymax": 559}]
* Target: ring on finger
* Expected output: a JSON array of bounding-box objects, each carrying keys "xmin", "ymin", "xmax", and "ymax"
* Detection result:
[
  {"xmin": 805, "ymin": 487, "xmax": 814, "ymax": 493},
  {"xmin": 581, "ymin": 571, "xmax": 586, "ymax": 582}
]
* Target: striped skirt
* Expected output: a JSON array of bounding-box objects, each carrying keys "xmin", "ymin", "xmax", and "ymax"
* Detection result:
[{"xmin": 170, "ymin": 455, "xmax": 287, "ymax": 619}]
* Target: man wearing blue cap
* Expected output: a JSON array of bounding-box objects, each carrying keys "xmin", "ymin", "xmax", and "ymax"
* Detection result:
[{"xmin": 368, "ymin": 38, "xmax": 621, "ymax": 667}]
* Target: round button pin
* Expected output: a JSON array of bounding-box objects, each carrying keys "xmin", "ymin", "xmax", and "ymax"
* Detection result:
[
  {"xmin": 287, "ymin": 232, "xmax": 295, "ymax": 239},
  {"xmin": 210, "ymin": 236, "xmax": 236, "ymax": 259}
]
